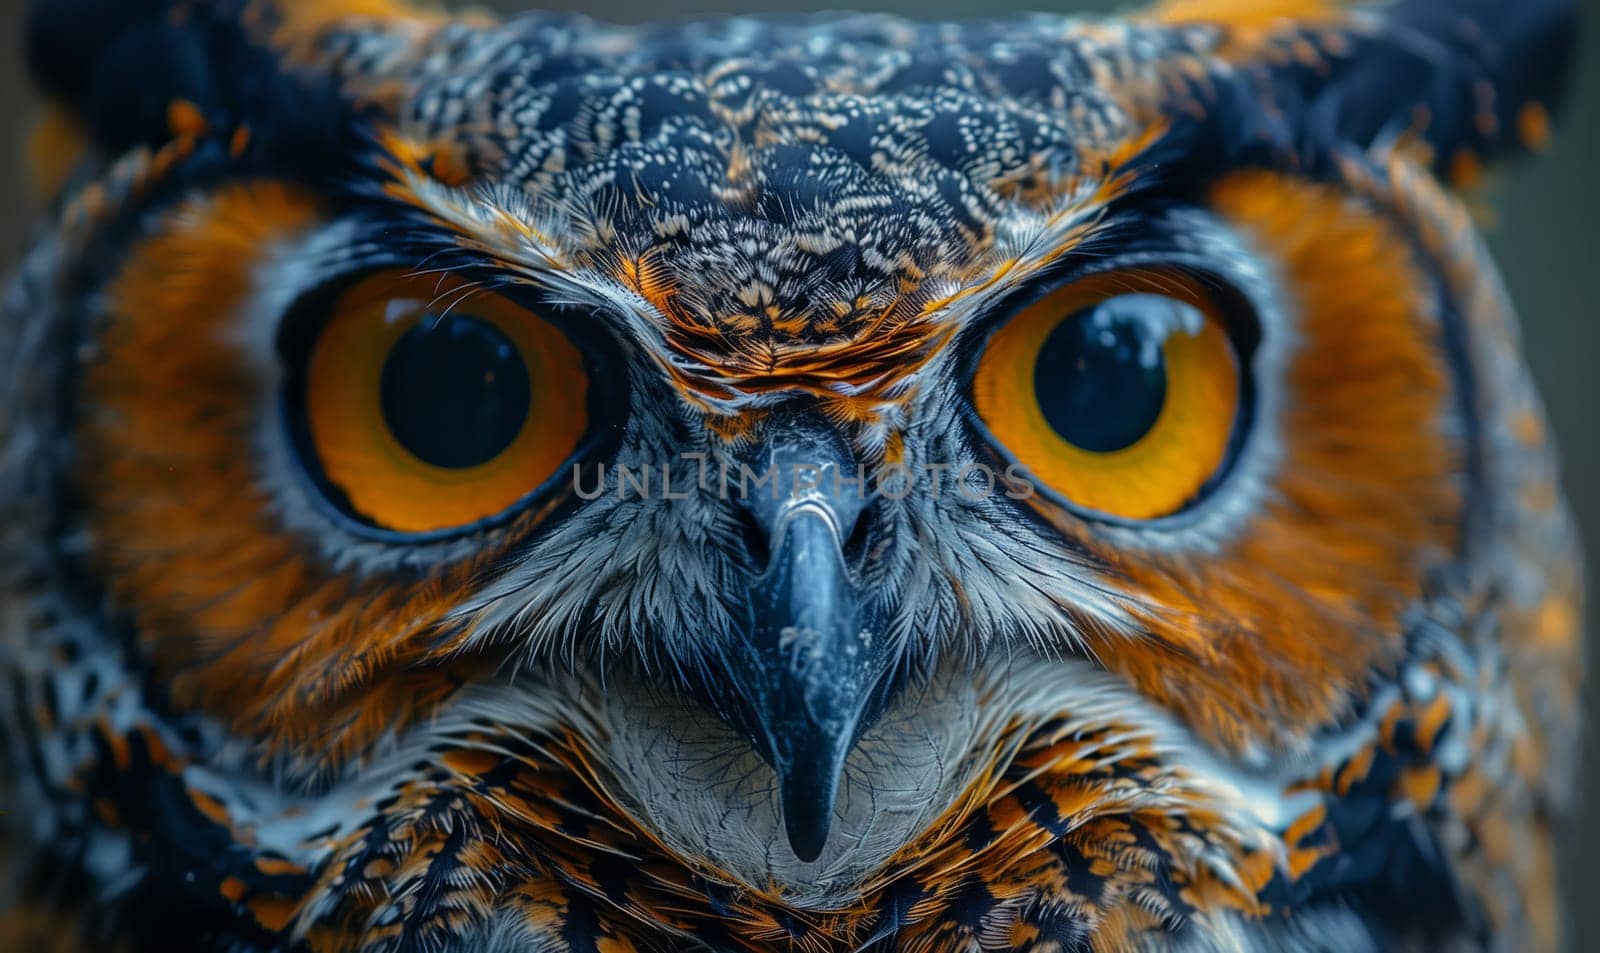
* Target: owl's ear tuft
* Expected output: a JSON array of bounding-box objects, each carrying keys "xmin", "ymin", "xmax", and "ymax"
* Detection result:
[
  {"xmin": 1161, "ymin": 0, "xmax": 1579, "ymax": 185},
  {"xmin": 23, "ymin": 0, "xmax": 370, "ymax": 190},
  {"xmin": 26, "ymin": 0, "xmax": 224, "ymax": 159},
  {"xmin": 24, "ymin": 0, "xmax": 172, "ymax": 110},
  {"xmin": 25, "ymin": 0, "xmax": 432, "ymax": 112},
  {"xmin": 1332, "ymin": 0, "xmax": 1577, "ymax": 183}
]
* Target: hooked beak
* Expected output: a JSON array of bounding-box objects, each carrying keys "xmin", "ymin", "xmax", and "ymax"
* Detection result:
[{"xmin": 701, "ymin": 424, "xmax": 899, "ymax": 862}]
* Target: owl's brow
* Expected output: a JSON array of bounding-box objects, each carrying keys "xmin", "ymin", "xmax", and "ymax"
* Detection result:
[
  {"xmin": 354, "ymin": 140, "xmax": 1166, "ymax": 428},
  {"xmin": 371, "ymin": 125, "xmax": 1156, "ymax": 300}
]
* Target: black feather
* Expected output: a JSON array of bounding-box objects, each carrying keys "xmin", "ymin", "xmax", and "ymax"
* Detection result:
[
  {"xmin": 1296, "ymin": 0, "xmax": 1579, "ymax": 178},
  {"xmin": 24, "ymin": 0, "xmax": 368, "ymax": 189}
]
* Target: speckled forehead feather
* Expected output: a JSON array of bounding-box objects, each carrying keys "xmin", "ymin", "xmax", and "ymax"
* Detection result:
[{"xmin": 337, "ymin": 14, "xmax": 1196, "ymax": 338}]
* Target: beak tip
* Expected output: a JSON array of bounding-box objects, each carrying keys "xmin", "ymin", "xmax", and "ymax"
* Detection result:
[{"xmin": 779, "ymin": 766, "xmax": 838, "ymax": 863}]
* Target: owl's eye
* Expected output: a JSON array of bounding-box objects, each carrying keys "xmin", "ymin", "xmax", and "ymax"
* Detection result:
[
  {"xmin": 297, "ymin": 272, "xmax": 589, "ymax": 534},
  {"xmin": 972, "ymin": 271, "xmax": 1242, "ymax": 520}
]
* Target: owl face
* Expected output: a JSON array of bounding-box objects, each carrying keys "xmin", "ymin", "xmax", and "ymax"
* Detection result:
[{"xmin": 1, "ymin": 1, "xmax": 1584, "ymax": 951}]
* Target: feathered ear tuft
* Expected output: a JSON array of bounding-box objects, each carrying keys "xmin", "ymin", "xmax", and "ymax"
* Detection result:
[
  {"xmin": 21, "ymin": 0, "xmax": 433, "ymax": 197},
  {"xmin": 25, "ymin": 0, "xmax": 235, "ymax": 159},
  {"xmin": 1155, "ymin": 0, "xmax": 1579, "ymax": 185},
  {"xmin": 24, "ymin": 0, "xmax": 173, "ymax": 111}
]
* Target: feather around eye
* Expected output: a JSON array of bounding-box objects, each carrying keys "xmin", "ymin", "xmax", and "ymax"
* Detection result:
[
  {"xmin": 1074, "ymin": 167, "xmax": 1462, "ymax": 753},
  {"xmin": 76, "ymin": 183, "xmax": 509, "ymax": 764}
]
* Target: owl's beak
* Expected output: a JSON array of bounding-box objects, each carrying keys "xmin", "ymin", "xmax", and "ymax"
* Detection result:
[
  {"xmin": 707, "ymin": 425, "xmax": 898, "ymax": 863},
  {"xmin": 740, "ymin": 504, "xmax": 891, "ymax": 862}
]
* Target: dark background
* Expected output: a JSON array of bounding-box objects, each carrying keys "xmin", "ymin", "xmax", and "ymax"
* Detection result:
[{"xmin": 0, "ymin": 0, "xmax": 1594, "ymax": 945}]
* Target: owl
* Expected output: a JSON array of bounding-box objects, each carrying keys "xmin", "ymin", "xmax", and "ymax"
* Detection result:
[{"xmin": 0, "ymin": 0, "xmax": 1585, "ymax": 950}]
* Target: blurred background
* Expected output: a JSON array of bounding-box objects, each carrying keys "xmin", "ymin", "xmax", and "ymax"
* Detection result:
[{"xmin": 0, "ymin": 0, "xmax": 1595, "ymax": 946}]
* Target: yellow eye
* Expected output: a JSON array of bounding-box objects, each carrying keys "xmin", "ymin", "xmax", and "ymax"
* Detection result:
[
  {"xmin": 972, "ymin": 271, "xmax": 1241, "ymax": 520},
  {"xmin": 303, "ymin": 272, "xmax": 589, "ymax": 534}
]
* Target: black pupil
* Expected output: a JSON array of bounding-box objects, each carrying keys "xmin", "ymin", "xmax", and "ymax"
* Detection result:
[
  {"xmin": 1034, "ymin": 296, "xmax": 1177, "ymax": 453},
  {"xmin": 380, "ymin": 314, "xmax": 531, "ymax": 469}
]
